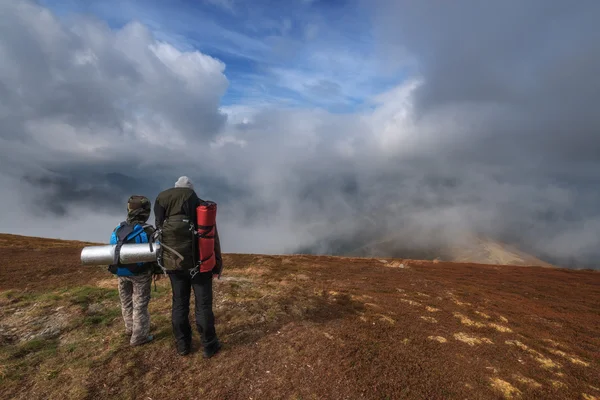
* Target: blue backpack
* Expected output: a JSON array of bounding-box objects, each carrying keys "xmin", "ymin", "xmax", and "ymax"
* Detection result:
[{"xmin": 108, "ymin": 221, "xmax": 152, "ymax": 276}]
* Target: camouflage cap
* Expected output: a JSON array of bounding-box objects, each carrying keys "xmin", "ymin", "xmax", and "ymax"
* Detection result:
[{"xmin": 127, "ymin": 195, "xmax": 151, "ymax": 224}]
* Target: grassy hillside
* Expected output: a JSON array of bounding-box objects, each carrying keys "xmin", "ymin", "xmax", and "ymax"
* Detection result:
[{"xmin": 0, "ymin": 234, "xmax": 598, "ymax": 399}]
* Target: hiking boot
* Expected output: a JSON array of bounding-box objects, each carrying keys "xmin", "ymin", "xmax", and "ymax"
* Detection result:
[
  {"xmin": 131, "ymin": 335, "xmax": 153, "ymax": 346},
  {"xmin": 178, "ymin": 346, "xmax": 190, "ymax": 356},
  {"xmin": 203, "ymin": 341, "xmax": 222, "ymax": 359},
  {"xmin": 176, "ymin": 340, "xmax": 191, "ymax": 356}
]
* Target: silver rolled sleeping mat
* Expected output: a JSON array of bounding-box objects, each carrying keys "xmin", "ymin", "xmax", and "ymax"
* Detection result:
[{"xmin": 80, "ymin": 243, "xmax": 161, "ymax": 265}]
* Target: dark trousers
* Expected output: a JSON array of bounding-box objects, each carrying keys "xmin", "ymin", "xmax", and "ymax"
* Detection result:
[{"xmin": 168, "ymin": 271, "xmax": 218, "ymax": 350}]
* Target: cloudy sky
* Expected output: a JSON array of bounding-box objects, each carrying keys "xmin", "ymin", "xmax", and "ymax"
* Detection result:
[{"xmin": 1, "ymin": 0, "xmax": 598, "ymax": 268}]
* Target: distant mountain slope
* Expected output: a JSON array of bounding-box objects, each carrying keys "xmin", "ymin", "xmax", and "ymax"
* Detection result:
[
  {"xmin": 444, "ymin": 235, "xmax": 557, "ymax": 268},
  {"xmin": 344, "ymin": 233, "xmax": 557, "ymax": 268}
]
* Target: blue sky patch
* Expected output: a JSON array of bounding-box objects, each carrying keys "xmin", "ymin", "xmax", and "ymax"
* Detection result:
[{"xmin": 40, "ymin": 0, "xmax": 408, "ymax": 113}]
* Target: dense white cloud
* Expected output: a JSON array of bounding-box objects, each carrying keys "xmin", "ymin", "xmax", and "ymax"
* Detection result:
[
  {"xmin": 0, "ymin": 0, "xmax": 228, "ymax": 155},
  {"xmin": 0, "ymin": 0, "xmax": 230, "ymax": 236},
  {"xmin": 1, "ymin": 0, "xmax": 599, "ymax": 269}
]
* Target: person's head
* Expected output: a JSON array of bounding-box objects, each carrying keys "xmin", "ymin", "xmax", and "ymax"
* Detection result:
[
  {"xmin": 126, "ymin": 195, "xmax": 151, "ymax": 224},
  {"xmin": 174, "ymin": 176, "xmax": 194, "ymax": 190}
]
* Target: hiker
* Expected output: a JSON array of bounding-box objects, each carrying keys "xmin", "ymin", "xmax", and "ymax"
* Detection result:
[
  {"xmin": 108, "ymin": 195, "xmax": 160, "ymax": 346},
  {"xmin": 154, "ymin": 176, "xmax": 223, "ymax": 358}
]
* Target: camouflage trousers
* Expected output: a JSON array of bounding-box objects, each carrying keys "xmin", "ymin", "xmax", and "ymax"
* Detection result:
[{"xmin": 117, "ymin": 273, "xmax": 152, "ymax": 345}]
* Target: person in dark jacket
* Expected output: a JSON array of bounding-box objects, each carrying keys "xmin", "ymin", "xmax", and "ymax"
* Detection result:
[{"xmin": 154, "ymin": 176, "xmax": 223, "ymax": 357}]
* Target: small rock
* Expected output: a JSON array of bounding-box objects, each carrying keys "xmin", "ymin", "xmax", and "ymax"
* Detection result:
[{"xmin": 40, "ymin": 327, "xmax": 60, "ymax": 339}]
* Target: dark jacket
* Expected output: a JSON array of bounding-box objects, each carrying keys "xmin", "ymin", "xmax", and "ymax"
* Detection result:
[{"xmin": 154, "ymin": 187, "xmax": 223, "ymax": 274}]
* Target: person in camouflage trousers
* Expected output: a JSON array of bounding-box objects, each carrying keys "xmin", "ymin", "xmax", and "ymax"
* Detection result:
[
  {"xmin": 118, "ymin": 272, "xmax": 152, "ymax": 344},
  {"xmin": 110, "ymin": 195, "xmax": 160, "ymax": 346}
]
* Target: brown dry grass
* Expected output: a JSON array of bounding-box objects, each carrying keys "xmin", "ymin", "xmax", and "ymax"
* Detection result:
[{"xmin": 0, "ymin": 233, "xmax": 598, "ymax": 400}]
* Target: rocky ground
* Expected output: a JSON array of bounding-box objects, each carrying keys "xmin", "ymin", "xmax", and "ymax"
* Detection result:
[{"xmin": 0, "ymin": 233, "xmax": 598, "ymax": 399}]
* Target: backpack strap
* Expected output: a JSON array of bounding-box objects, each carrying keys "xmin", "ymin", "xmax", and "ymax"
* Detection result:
[
  {"xmin": 113, "ymin": 221, "xmax": 136, "ymax": 265},
  {"xmin": 139, "ymin": 224, "xmax": 155, "ymax": 253}
]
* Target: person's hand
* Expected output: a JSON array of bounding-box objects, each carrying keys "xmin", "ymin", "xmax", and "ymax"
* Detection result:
[{"xmin": 155, "ymin": 273, "xmax": 162, "ymax": 281}]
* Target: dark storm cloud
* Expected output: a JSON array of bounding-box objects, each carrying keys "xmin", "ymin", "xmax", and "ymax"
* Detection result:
[{"xmin": 370, "ymin": 0, "xmax": 600, "ymax": 162}]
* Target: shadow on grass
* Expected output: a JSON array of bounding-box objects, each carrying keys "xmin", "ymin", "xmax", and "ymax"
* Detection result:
[
  {"xmin": 8, "ymin": 337, "xmax": 60, "ymax": 360},
  {"xmin": 218, "ymin": 288, "xmax": 365, "ymax": 347},
  {"xmin": 150, "ymin": 315, "xmax": 173, "ymax": 341}
]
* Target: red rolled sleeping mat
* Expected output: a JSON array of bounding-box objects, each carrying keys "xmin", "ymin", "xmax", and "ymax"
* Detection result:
[{"xmin": 196, "ymin": 201, "xmax": 217, "ymax": 273}]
